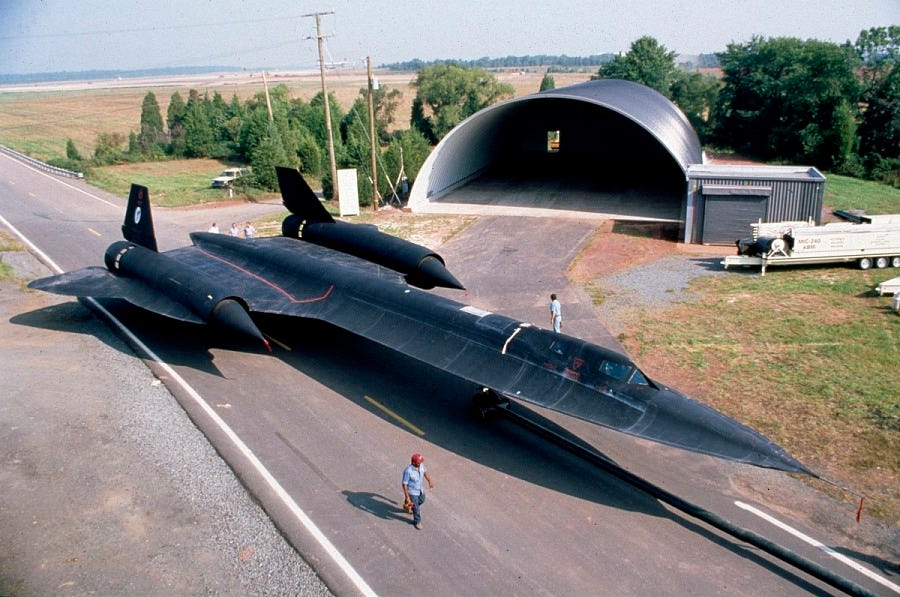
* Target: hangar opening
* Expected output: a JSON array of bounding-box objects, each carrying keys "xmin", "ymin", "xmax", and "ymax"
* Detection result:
[{"xmin": 408, "ymin": 79, "xmax": 702, "ymax": 234}]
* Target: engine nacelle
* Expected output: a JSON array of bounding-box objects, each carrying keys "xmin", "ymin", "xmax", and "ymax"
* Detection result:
[{"xmin": 284, "ymin": 218, "xmax": 464, "ymax": 290}]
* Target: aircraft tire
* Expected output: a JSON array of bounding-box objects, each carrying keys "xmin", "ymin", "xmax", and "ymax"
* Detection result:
[{"xmin": 471, "ymin": 388, "xmax": 501, "ymax": 422}]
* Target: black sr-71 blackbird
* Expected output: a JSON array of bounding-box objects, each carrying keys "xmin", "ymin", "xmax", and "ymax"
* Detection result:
[{"xmin": 29, "ymin": 167, "xmax": 813, "ymax": 476}]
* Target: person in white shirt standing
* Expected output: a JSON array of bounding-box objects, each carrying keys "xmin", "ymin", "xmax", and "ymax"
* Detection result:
[{"xmin": 550, "ymin": 293, "xmax": 562, "ymax": 332}]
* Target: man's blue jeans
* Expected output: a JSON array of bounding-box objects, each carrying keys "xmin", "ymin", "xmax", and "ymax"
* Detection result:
[{"xmin": 411, "ymin": 492, "xmax": 425, "ymax": 525}]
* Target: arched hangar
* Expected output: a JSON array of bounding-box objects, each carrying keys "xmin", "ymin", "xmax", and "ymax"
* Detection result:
[{"xmin": 408, "ymin": 79, "xmax": 703, "ymax": 238}]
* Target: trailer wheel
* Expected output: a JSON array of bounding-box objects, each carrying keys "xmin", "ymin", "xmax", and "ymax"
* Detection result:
[
  {"xmin": 892, "ymin": 257, "xmax": 900, "ymax": 268},
  {"xmin": 875, "ymin": 257, "xmax": 889, "ymax": 269},
  {"xmin": 859, "ymin": 257, "xmax": 873, "ymax": 270}
]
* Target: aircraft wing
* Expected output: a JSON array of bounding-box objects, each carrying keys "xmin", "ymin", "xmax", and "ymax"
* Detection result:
[{"xmin": 29, "ymin": 266, "xmax": 204, "ymax": 323}]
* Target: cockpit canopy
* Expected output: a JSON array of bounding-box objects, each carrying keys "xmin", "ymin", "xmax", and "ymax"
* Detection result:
[{"xmin": 509, "ymin": 328, "xmax": 652, "ymax": 388}]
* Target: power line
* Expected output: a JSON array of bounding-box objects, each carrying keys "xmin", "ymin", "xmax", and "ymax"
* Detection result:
[{"xmin": 164, "ymin": 36, "xmax": 303, "ymax": 69}]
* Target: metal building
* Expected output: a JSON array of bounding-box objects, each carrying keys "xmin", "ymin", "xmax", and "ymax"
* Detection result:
[
  {"xmin": 685, "ymin": 164, "xmax": 826, "ymax": 244},
  {"xmin": 408, "ymin": 79, "xmax": 826, "ymax": 245},
  {"xmin": 408, "ymin": 79, "xmax": 701, "ymax": 224}
]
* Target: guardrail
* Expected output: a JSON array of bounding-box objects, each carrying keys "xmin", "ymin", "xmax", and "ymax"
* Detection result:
[{"xmin": 0, "ymin": 144, "xmax": 83, "ymax": 178}]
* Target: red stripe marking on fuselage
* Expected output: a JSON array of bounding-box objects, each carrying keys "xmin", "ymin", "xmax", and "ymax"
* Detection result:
[{"xmin": 197, "ymin": 247, "xmax": 334, "ymax": 303}]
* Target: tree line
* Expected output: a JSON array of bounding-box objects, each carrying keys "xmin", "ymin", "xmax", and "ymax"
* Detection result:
[
  {"xmin": 593, "ymin": 28, "xmax": 899, "ymax": 186},
  {"xmin": 383, "ymin": 54, "xmax": 617, "ymax": 72},
  {"xmin": 57, "ymin": 26, "xmax": 898, "ymax": 202},
  {"xmin": 382, "ymin": 53, "xmax": 722, "ymax": 73},
  {"xmin": 61, "ymin": 83, "xmax": 430, "ymax": 204}
]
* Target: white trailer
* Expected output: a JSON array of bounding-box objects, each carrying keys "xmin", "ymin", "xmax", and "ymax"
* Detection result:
[{"xmin": 722, "ymin": 216, "xmax": 900, "ymax": 275}]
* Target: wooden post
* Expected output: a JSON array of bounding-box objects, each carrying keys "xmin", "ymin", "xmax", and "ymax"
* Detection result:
[{"xmin": 367, "ymin": 56, "xmax": 378, "ymax": 210}]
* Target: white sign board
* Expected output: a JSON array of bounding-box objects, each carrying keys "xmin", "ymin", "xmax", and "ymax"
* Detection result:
[{"xmin": 337, "ymin": 168, "xmax": 360, "ymax": 216}]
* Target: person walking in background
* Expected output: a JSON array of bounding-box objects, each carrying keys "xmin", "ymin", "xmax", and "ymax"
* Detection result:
[
  {"xmin": 550, "ymin": 293, "xmax": 562, "ymax": 333},
  {"xmin": 229, "ymin": 222, "xmax": 240, "ymax": 237},
  {"xmin": 243, "ymin": 221, "xmax": 256, "ymax": 239},
  {"xmin": 402, "ymin": 453, "xmax": 434, "ymax": 530},
  {"xmin": 208, "ymin": 222, "xmax": 219, "ymax": 233}
]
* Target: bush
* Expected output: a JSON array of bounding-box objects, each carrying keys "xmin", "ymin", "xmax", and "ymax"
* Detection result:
[
  {"xmin": 92, "ymin": 132, "xmax": 128, "ymax": 166},
  {"xmin": 835, "ymin": 153, "xmax": 865, "ymax": 178},
  {"xmin": 871, "ymin": 157, "xmax": 900, "ymax": 188},
  {"xmin": 47, "ymin": 157, "xmax": 86, "ymax": 173}
]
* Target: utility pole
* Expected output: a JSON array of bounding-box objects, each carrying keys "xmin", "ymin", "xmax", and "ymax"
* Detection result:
[
  {"xmin": 304, "ymin": 11, "xmax": 338, "ymax": 200},
  {"xmin": 367, "ymin": 56, "xmax": 378, "ymax": 210},
  {"xmin": 261, "ymin": 71, "xmax": 273, "ymax": 122}
]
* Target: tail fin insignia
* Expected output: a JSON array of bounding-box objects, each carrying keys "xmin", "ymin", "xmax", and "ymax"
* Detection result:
[{"xmin": 122, "ymin": 184, "xmax": 158, "ymax": 252}]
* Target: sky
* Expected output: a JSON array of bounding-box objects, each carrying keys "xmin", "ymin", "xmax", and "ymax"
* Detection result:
[{"xmin": 1, "ymin": 0, "xmax": 897, "ymax": 75}]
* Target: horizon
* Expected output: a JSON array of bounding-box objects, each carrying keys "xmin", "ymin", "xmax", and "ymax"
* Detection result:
[
  {"xmin": 0, "ymin": 51, "xmax": 721, "ymax": 83},
  {"xmin": 1, "ymin": 1, "xmax": 895, "ymax": 77}
]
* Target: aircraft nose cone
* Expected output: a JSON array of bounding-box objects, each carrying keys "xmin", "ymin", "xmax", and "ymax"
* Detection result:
[{"xmin": 644, "ymin": 387, "xmax": 814, "ymax": 475}]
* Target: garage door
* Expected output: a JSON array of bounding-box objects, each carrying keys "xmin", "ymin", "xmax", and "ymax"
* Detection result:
[{"xmin": 701, "ymin": 185, "xmax": 771, "ymax": 244}]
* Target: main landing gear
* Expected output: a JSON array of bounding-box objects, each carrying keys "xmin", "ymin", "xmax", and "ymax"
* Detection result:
[{"xmin": 470, "ymin": 388, "xmax": 510, "ymax": 421}]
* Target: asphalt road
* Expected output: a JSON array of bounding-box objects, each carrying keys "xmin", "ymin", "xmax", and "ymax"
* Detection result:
[{"xmin": 2, "ymin": 153, "xmax": 897, "ymax": 596}]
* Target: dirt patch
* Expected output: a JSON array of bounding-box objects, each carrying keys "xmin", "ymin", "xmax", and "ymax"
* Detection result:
[
  {"xmin": 568, "ymin": 221, "xmax": 723, "ymax": 283},
  {"xmin": 568, "ymin": 222, "xmax": 679, "ymax": 281},
  {"xmin": 705, "ymin": 151, "xmax": 765, "ymax": 166},
  {"xmin": 565, "ymin": 221, "xmax": 725, "ymax": 391},
  {"xmin": 359, "ymin": 207, "xmax": 476, "ymax": 250}
]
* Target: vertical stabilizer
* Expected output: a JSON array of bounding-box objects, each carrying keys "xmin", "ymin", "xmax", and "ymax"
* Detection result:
[
  {"xmin": 122, "ymin": 184, "xmax": 158, "ymax": 252},
  {"xmin": 276, "ymin": 166, "xmax": 334, "ymax": 224}
]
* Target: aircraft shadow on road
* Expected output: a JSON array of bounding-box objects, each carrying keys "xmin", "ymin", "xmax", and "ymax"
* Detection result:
[
  {"xmin": 256, "ymin": 317, "xmax": 848, "ymax": 591},
  {"xmin": 247, "ymin": 317, "xmax": 651, "ymax": 510},
  {"xmin": 10, "ymin": 299, "xmax": 99, "ymax": 335},
  {"xmin": 11, "ymin": 298, "xmax": 249, "ymax": 379},
  {"xmin": 834, "ymin": 547, "xmax": 900, "ymax": 578},
  {"xmin": 9, "ymin": 299, "xmax": 182, "ymax": 364}
]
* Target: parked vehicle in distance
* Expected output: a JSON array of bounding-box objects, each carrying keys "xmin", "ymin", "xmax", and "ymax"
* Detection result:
[{"xmin": 211, "ymin": 167, "xmax": 249, "ymax": 188}]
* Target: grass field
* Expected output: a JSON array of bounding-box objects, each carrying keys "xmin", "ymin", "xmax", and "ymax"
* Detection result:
[
  {"xmin": 0, "ymin": 70, "xmax": 592, "ymax": 164},
  {"xmin": 621, "ymin": 266, "xmax": 899, "ymax": 521},
  {"xmin": 824, "ymin": 172, "xmax": 900, "ymax": 214},
  {"xmin": 87, "ymin": 158, "xmax": 278, "ymax": 206}
]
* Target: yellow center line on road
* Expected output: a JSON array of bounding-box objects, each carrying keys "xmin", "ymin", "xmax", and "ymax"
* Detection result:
[
  {"xmin": 365, "ymin": 395, "xmax": 425, "ymax": 436},
  {"xmin": 87, "ymin": 227, "xmax": 102, "ymax": 237}
]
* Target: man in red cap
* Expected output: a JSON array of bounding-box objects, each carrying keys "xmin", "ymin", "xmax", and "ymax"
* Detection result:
[{"xmin": 401, "ymin": 453, "xmax": 434, "ymax": 530}]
